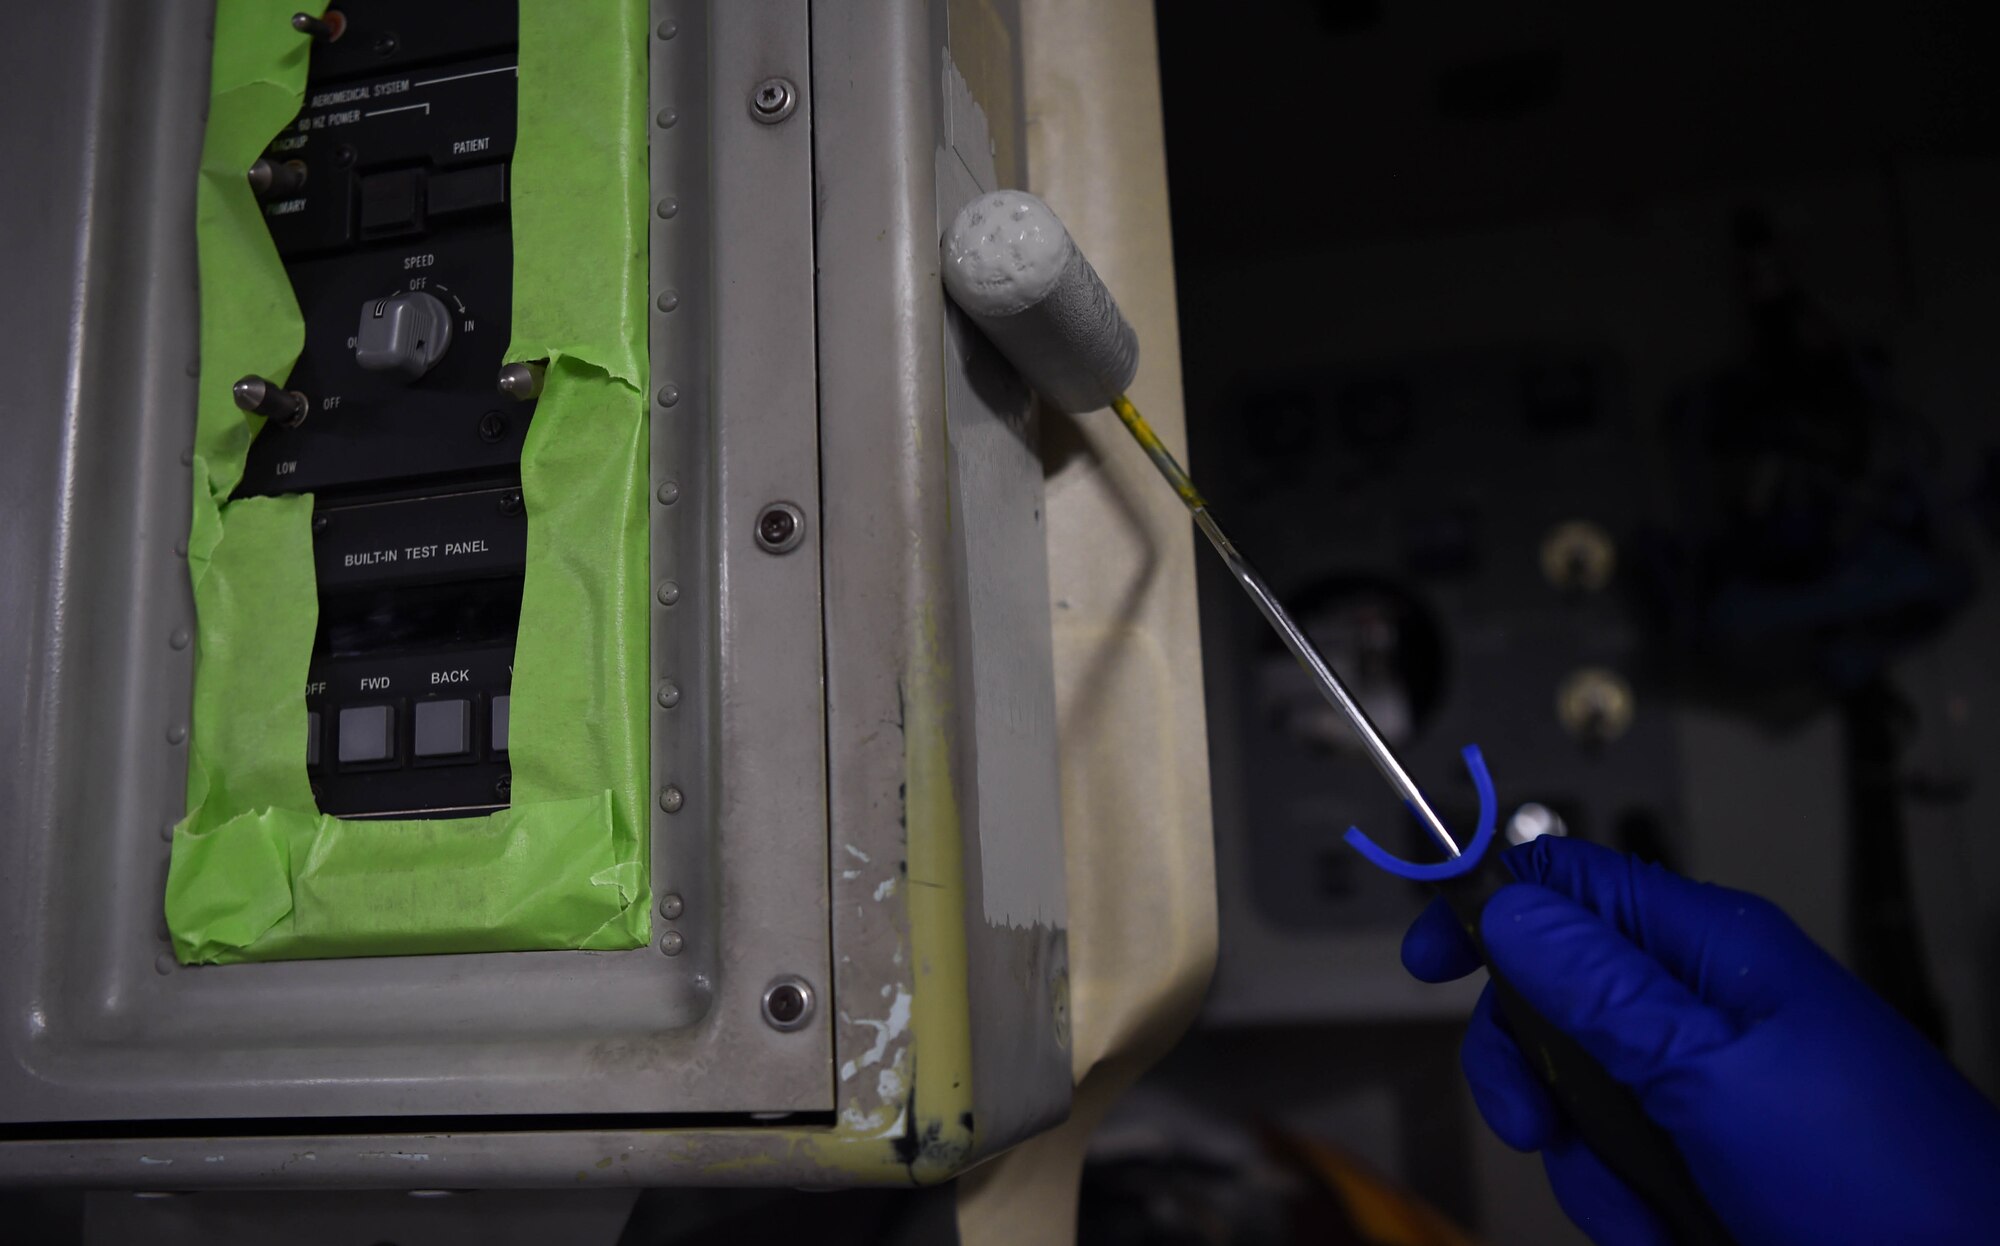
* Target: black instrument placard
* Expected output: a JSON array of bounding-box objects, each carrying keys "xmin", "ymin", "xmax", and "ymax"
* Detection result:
[{"xmin": 238, "ymin": 1, "xmax": 527, "ymax": 818}]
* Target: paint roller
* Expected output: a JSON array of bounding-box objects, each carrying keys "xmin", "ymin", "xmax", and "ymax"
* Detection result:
[
  {"xmin": 941, "ymin": 188, "xmax": 1453, "ymax": 850},
  {"xmin": 940, "ymin": 190, "xmax": 1744, "ymax": 1246}
]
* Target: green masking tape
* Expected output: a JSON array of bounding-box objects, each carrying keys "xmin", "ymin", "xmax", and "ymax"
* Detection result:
[{"xmin": 167, "ymin": 0, "xmax": 651, "ymax": 964}]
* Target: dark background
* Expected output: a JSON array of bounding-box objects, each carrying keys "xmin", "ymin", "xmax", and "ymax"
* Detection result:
[{"xmin": 1077, "ymin": 1, "xmax": 2000, "ymax": 1241}]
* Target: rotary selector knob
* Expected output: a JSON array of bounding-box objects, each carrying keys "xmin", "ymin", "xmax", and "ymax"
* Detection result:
[{"xmin": 354, "ymin": 290, "xmax": 454, "ymax": 380}]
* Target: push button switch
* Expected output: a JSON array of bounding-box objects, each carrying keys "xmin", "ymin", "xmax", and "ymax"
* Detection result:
[
  {"xmin": 429, "ymin": 163, "xmax": 506, "ymax": 217},
  {"xmin": 359, "ymin": 168, "xmax": 424, "ymax": 239},
  {"xmin": 414, "ymin": 699, "xmax": 472, "ymax": 758},
  {"xmin": 337, "ymin": 704, "xmax": 397, "ymax": 765},
  {"xmin": 491, "ymin": 694, "xmax": 510, "ymax": 754},
  {"xmin": 307, "ymin": 710, "xmax": 323, "ymax": 769}
]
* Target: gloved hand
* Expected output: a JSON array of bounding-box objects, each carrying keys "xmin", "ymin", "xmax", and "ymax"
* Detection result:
[{"xmin": 1402, "ymin": 836, "xmax": 2000, "ymax": 1246}]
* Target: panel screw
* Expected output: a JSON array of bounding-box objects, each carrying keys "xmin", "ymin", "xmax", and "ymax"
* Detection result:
[
  {"xmin": 155, "ymin": 953, "xmax": 176, "ymax": 976},
  {"xmin": 656, "ymin": 480, "xmax": 681, "ymax": 505},
  {"xmin": 656, "ymin": 197, "xmax": 679, "ymax": 219},
  {"xmin": 498, "ymin": 490, "xmax": 524, "ymax": 517},
  {"xmin": 332, "ymin": 142, "xmax": 357, "ymax": 169},
  {"xmin": 660, "ymin": 930, "xmax": 685, "ymax": 956},
  {"xmin": 656, "ymin": 383, "xmax": 680, "ymax": 407},
  {"xmin": 656, "ymin": 18, "xmax": 678, "ymax": 39},
  {"xmin": 494, "ymin": 774, "xmax": 512, "ymax": 801},
  {"xmin": 168, "ymin": 628, "xmax": 191, "ymax": 651},
  {"xmin": 657, "ymin": 680, "xmax": 681, "ymax": 708},
  {"xmin": 174, "ymin": 538, "xmax": 188, "ymax": 558},
  {"xmin": 660, "ymin": 893, "xmax": 685, "ymax": 920},
  {"xmin": 655, "ymin": 108, "xmax": 678, "ymax": 129},
  {"xmin": 659, "ymin": 785, "xmax": 685, "ymax": 813},
  {"xmin": 166, "ymin": 724, "xmax": 188, "ymax": 746},
  {"xmin": 478, "ymin": 411, "xmax": 509, "ymax": 442},
  {"xmin": 750, "ymin": 78, "xmax": 798, "ymax": 124},
  {"xmin": 160, "ymin": 821, "xmax": 177, "ymax": 843},
  {"xmin": 762, "ymin": 977, "xmax": 814, "ymax": 1031},
  {"xmin": 754, "ymin": 502, "xmax": 805, "ymax": 554},
  {"xmin": 371, "ymin": 30, "xmax": 397, "ymax": 57},
  {"xmin": 310, "ymin": 513, "xmax": 330, "ymax": 535},
  {"xmin": 656, "ymin": 580, "xmax": 680, "ymax": 606},
  {"xmin": 656, "ymin": 289, "xmax": 680, "ymax": 313}
]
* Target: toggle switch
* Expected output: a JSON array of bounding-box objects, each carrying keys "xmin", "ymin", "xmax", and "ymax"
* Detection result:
[
  {"xmin": 247, "ymin": 157, "xmax": 307, "ymax": 201},
  {"xmin": 355, "ymin": 290, "xmax": 453, "ymax": 381}
]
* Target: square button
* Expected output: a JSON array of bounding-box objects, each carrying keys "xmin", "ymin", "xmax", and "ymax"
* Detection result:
[
  {"xmin": 414, "ymin": 698, "xmax": 472, "ymax": 758},
  {"xmin": 337, "ymin": 704, "xmax": 396, "ymax": 765},
  {"xmin": 428, "ymin": 163, "xmax": 506, "ymax": 216},
  {"xmin": 359, "ymin": 168, "xmax": 424, "ymax": 238},
  {"xmin": 307, "ymin": 710, "xmax": 322, "ymax": 769},
  {"xmin": 491, "ymin": 694, "xmax": 510, "ymax": 754}
]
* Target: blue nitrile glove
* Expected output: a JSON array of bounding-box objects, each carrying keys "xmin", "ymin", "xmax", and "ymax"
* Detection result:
[{"xmin": 1402, "ymin": 836, "xmax": 2000, "ymax": 1246}]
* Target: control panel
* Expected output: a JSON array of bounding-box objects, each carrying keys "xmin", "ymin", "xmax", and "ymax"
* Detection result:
[{"xmin": 236, "ymin": 2, "xmax": 526, "ymax": 818}]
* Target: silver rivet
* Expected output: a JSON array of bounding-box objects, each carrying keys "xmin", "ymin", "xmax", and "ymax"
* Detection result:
[
  {"xmin": 656, "ymin": 289, "xmax": 679, "ymax": 313},
  {"xmin": 655, "ymin": 107, "xmax": 678, "ymax": 129},
  {"xmin": 761, "ymin": 977, "xmax": 815, "ymax": 1031},
  {"xmin": 657, "ymin": 680, "xmax": 682, "ymax": 708},
  {"xmin": 168, "ymin": 628, "xmax": 191, "ymax": 651},
  {"xmin": 656, "ymin": 579, "xmax": 680, "ymax": 606},
  {"xmin": 656, "ymin": 479, "xmax": 681, "ymax": 505},
  {"xmin": 660, "ymin": 893, "xmax": 685, "ymax": 920},
  {"xmin": 154, "ymin": 953, "xmax": 176, "ymax": 976},
  {"xmin": 659, "ymin": 784, "xmax": 685, "ymax": 813},
  {"xmin": 660, "ymin": 930, "xmax": 685, "ymax": 956},
  {"xmin": 656, "ymin": 196, "xmax": 679, "ymax": 219},
  {"xmin": 749, "ymin": 78, "xmax": 798, "ymax": 124},
  {"xmin": 656, "ymin": 18, "xmax": 678, "ymax": 39},
  {"xmin": 657, "ymin": 383, "xmax": 680, "ymax": 407},
  {"xmin": 166, "ymin": 725, "xmax": 188, "ymax": 746}
]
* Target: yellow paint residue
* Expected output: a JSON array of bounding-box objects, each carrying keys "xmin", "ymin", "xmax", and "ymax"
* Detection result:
[
  {"xmin": 895, "ymin": 605, "xmax": 977, "ymax": 1179},
  {"xmin": 1110, "ymin": 393, "xmax": 1206, "ymax": 511},
  {"xmin": 785, "ymin": 606, "xmax": 976, "ymax": 1183}
]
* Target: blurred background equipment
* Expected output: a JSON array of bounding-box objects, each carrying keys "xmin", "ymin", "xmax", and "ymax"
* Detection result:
[{"xmin": 1125, "ymin": 0, "xmax": 2000, "ymax": 1242}]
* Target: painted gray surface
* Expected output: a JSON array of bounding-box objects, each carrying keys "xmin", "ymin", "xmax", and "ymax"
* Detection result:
[
  {"xmin": 813, "ymin": 0, "xmax": 1072, "ymax": 1162},
  {"xmin": 1, "ymin": 0, "xmax": 1070, "ymax": 1186},
  {"xmin": 0, "ymin": 0, "xmax": 827, "ymax": 1128},
  {"xmin": 936, "ymin": 36, "xmax": 1072, "ymax": 1150}
]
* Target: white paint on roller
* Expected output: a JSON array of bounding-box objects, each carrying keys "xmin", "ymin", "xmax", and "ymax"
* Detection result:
[
  {"xmin": 941, "ymin": 190, "xmax": 1139, "ymax": 415},
  {"xmin": 942, "ymin": 190, "xmax": 1072, "ymax": 316}
]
